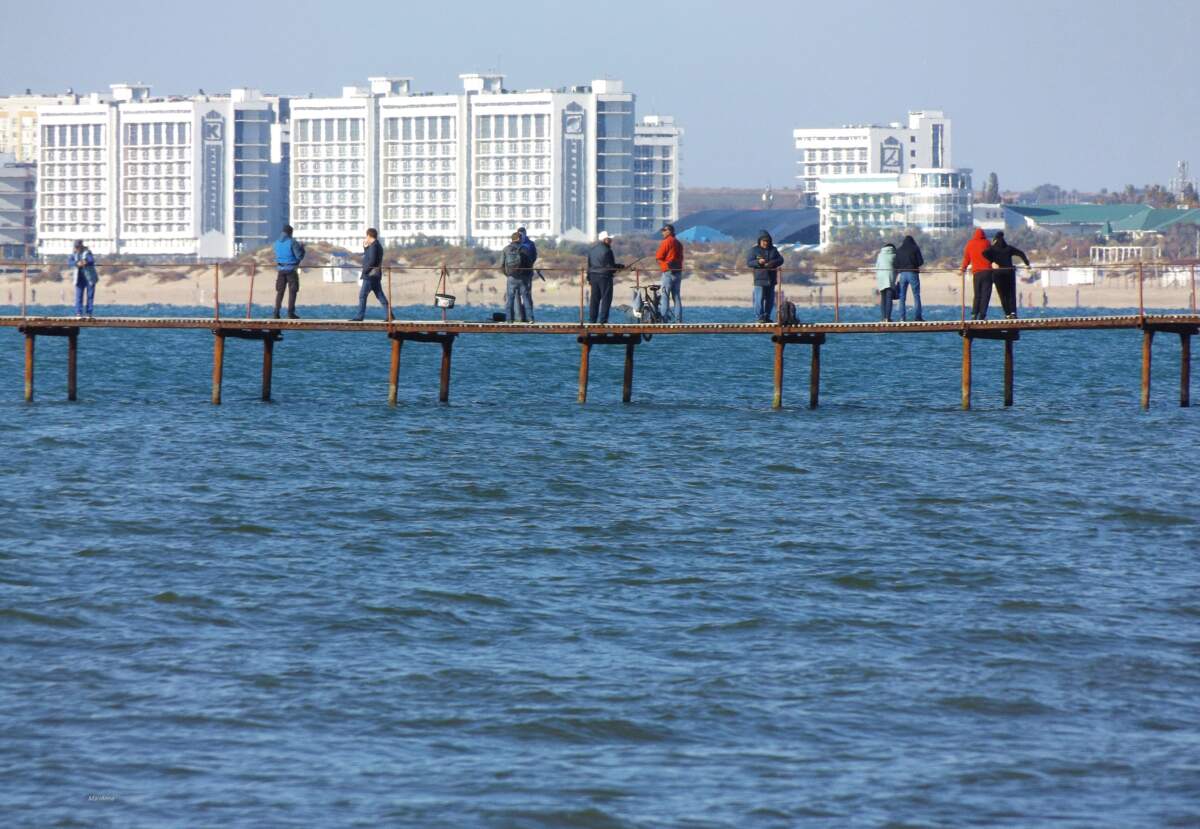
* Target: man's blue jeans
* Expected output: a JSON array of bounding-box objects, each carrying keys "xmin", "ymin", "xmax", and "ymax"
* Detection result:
[
  {"xmin": 897, "ymin": 271, "xmax": 922, "ymax": 320},
  {"xmin": 352, "ymin": 275, "xmax": 388, "ymax": 320},
  {"xmin": 753, "ymin": 283, "xmax": 776, "ymax": 322},
  {"xmin": 74, "ymin": 278, "xmax": 95, "ymax": 315},
  {"xmin": 516, "ymin": 275, "xmax": 534, "ymax": 322},
  {"xmin": 505, "ymin": 276, "xmax": 522, "ymax": 321},
  {"xmin": 659, "ymin": 271, "xmax": 682, "ymax": 322}
]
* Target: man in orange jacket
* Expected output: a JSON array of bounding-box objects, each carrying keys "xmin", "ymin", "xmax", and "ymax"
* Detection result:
[
  {"xmin": 655, "ymin": 223, "xmax": 684, "ymax": 322},
  {"xmin": 960, "ymin": 228, "xmax": 994, "ymax": 319}
]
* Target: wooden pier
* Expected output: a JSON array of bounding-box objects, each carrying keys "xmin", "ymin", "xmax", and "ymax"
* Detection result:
[{"xmin": 3, "ymin": 314, "xmax": 1198, "ymax": 410}]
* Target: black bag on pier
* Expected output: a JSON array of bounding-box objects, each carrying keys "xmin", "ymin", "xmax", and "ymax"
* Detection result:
[{"xmin": 780, "ymin": 300, "xmax": 798, "ymax": 326}]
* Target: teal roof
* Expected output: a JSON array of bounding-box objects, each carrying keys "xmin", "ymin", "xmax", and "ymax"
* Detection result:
[
  {"xmin": 1111, "ymin": 207, "xmax": 1200, "ymax": 232},
  {"xmin": 1008, "ymin": 204, "xmax": 1150, "ymax": 225}
]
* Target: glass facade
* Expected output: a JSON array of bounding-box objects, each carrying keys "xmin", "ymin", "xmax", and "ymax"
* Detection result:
[
  {"xmin": 233, "ymin": 110, "xmax": 272, "ymax": 250},
  {"xmin": 595, "ymin": 99, "xmax": 634, "ymax": 236}
]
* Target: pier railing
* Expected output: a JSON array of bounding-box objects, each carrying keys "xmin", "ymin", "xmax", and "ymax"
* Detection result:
[{"xmin": 3, "ymin": 259, "xmax": 1197, "ymax": 324}]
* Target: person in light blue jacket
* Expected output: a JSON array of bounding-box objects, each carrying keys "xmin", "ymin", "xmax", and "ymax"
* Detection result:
[
  {"xmin": 68, "ymin": 240, "xmax": 98, "ymax": 317},
  {"xmin": 874, "ymin": 243, "xmax": 897, "ymax": 321}
]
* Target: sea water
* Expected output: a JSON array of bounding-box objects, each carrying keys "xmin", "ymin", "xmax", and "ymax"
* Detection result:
[{"xmin": 2, "ymin": 303, "xmax": 1198, "ymax": 828}]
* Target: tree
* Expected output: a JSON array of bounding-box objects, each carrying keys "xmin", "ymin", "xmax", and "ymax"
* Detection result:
[{"xmin": 982, "ymin": 172, "xmax": 1000, "ymax": 203}]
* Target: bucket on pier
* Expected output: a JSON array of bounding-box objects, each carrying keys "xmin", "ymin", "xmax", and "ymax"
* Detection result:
[{"xmin": 434, "ymin": 293, "xmax": 456, "ymax": 309}]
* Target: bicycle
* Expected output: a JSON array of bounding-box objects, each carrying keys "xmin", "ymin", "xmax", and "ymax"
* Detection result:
[{"xmin": 636, "ymin": 284, "xmax": 664, "ymax": 324}]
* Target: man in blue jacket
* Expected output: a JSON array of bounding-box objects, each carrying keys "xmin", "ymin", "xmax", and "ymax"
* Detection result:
[
  {"xmin": 746, "ymin": 231, "xmax": 784, "ymax": 323},
  {"xmin": 586, "ymin": 230, "xmax": 624, "ymax": 324},
  {"xmin": 516, "ymin": 226, "xmax": 538, "ymax": 322},
  {"xmin": 273, "ymin": 225, "xmax": 306, "ymax": 319},
  {"xmin": 68, "ymin": 239, "xmax": 99, "ymax": 318},
  {"xmin": 350, "ymin": 228, "xmax": 388, "ymax": 321}
]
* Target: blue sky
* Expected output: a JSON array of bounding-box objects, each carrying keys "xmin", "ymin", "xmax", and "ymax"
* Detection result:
[{"xmin": 4, "ymin": 0, "xmax": 1196, "ymax": 191}]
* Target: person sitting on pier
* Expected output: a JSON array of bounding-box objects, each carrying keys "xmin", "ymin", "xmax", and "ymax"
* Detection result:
[
  {"xmin": 874, "ymin": 242, "xmax": 897, "ymax": 322},
  {"xmin": 747, "ymin": 230, "xmax": 784, "ymax": 323},
  {"xmin": 983, "ymin": 231, "xmax": 1032, "ymax": 320},
  {"xmin": 656, "ymin": 223, "xmax": 684, "ymax": 322},
  {"xmin": 273, "ymin": 225, "xmax": 307, "ymax": 320},
  {"xmin": 516, "ymin": 227, "xmax": 538, "ymax": 322},
  {"xmin": 960, "ymin": 228, "xmax": 994, "ymax": 320},
  {"xmin": 502, "ymin": 232, "xmax": 533, "ymax": 322},
  {"xmin": 68, "ymin": 240, "xmax": 98, "ymax": 319},
  {"xmin": 350, "ymin": 228, "xmax": 388, "ymax": 321},
  {"xmin": 893, "ymin": 235, "xmax": 925, "ymax": 322},
  {"xmin": 587, "ymin": 230, "xmax": 625, "ymax": 324}
]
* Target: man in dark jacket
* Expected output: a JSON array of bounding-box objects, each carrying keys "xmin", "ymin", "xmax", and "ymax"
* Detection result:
[
  {"xmin": 501, "ymin": 232, "xmax": 533, "ymax": 322},
  {"xmin": 893, "ymin": 235, "xmax": 925, "ymax": 321},
  {"xmin": 350, "ymin": 228, "xmax": 389, "ymax": 321},
  {"xmin": 586, "ymin": 230, "xmax": 624, "ymax": 324},
  {"xmin": 983, "ymin": 231, "xmax": 1032, "ymax": 319},
  {"xmin": 516, "ymin": 227, "xmax": 538, "ymax": 322},
  {"xmin": 273, "ymin": 224, "xmax": 306, "ymax": 319},
  {"xmin": 746, "ymin": 230, "xmax": 784, "ymax": 322}
]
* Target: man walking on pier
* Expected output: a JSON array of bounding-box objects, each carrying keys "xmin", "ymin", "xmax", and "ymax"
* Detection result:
[
  {"xmin": 893, "ymin": 235, "xmax": 925, "ymax": 321},
  {"xmin": 961, "ymin": 228, "xmax": 994, "ymax": 319},
  {"xmin": 983, "ymin": 231, "xmax": 1032, "ymax": 320},
  {"xmin": 747, "ymin": 231, "xmax": 784, "ymax": 323},
  {"xmin": 68, "ymin": 240, "xmax": 98, "ymax": 318},
  {"xmin": 501, "ymin": 232, "xmax": 533, "ymax": 322},
  {"xmin": 587, "ymin": 230, "xmax": 624, "ymax": 324},
  {"xmin": 273, "ymin": 225, "xmax": 306, "ymax": 319},
  {"xmin": 350, "ymin": 228, "xmax": 388, "ymax": 321},
  {"xmin": 656, "ymin": 223, "xmax": 684, "ymax": 322}
]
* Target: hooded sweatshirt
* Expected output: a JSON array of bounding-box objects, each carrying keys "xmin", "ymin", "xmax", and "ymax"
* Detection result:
[
  {"xmin": 874, "ymin": 245, "xmax": 896, "ymax": 292},
  {"xmin": 983, "ymin": 232, "xmax": 1031, "ymax": 273},
  {"xmin": 960, "ymin": 228, "xmax": 992, "ymax": 273},
  {"xmin": 893, "ymin": 235, "xmax": 924, "ymax": 273},
  {"xmin": 746, "ymin": 232, "xmax": 784, "ymax": 286}
]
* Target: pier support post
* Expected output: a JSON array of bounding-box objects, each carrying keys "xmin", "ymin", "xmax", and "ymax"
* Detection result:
[
  {"xmin": 23, "ymin": 331, "xmax": 34, "ymax": 402},
  {"xmin": 212, "ymin": 332, "xmax": 225, "ymax": 406},
  {"xmin": 622, "ymin": 342, "xmax": 635, "ymax": 403},
  {"xmin": 772, "ymin": 339, "xmax": 784, "ymax": 409},
  {"xmin": 439, "ymin": 338, "xmax": 453, "ymax": 404},
  {"xmin": 1141, "ymin": 328, "xmax": 1153, "ymax": 410},
  {"xmin": 1003, "ymin": 338, "xmax": 1014, "ymax": 408},
  {"xmin": 578, "ymin": 340, "xmax": 591, "ymax": 403},
  {"xmin": 961, "ymin": 334, "xmax": 972, "ymax": 411},
  {"xmin": 1181, "ymin": 333, "xmax": 1191, "ymax": 408},
  {"xmin": 261, "ymin": 335, "xmax": 274, "ymax": 402},
  {"xmin": 388, "ymin": 336, "xmax": 402, "ymax": 406},
  {"xmin": 67, "ymin": 329, "xmax": 78, "ymax": 402},
  {"xmin": 809, "ymin": 341, "xmax": 821, "ymax": 409}
]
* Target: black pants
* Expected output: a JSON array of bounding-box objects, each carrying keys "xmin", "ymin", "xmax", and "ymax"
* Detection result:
[
  {"xmin": 274, "ymin": 270, "xmax": 299, "ymax": 317},
  {"xmin": 972, "ymin": 272, "xmax": 993, "ymax": 319},
  {"xmin": 880, "ymin": 287, "xmax": 894, "ymax": 321},
  {"xmin": 993, "ymin": 270, "xmax": 1017, "ymax": 317},
  {"xmin": 588, "ymin": 274, "xmax": 614, "ymax": 323}
]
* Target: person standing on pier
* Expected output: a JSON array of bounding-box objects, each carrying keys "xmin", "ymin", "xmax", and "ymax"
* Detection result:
[
  {"xmin": 349, "ymin": 228, "xmax": 388, "ymax": 321},
  {"xmin": 747, "ymin": 230, "xmax": 784, "ymax": 323},
  {"xmin": 501, "ymin": 232, "xmax": 533, "ymax": 322},
  {"xmin": 893, "ymin": 235, "xmax": 925, "ymax": 321},
  {"xmin": 516, "ymin": 227, "xmax": 538, "ymax": 322},
  {"xmin": 874, "ymin": 242, "xmax": 897, "ymax": 322},
  {"xmin": 960, "ymin": 228, "xmax": 994, "ymax": 319},
  {"xmin": 655, "ymin": 223, "xmax": 684, "ymax": 322},
  {"xmin": 587, "ymin": 230, "xmax": 624, "ymax": 324},
  {"xmin": 983, "ymin": 231, "xmax": 1031, "ymax": 320},
  {"xmin": 68, "ymin": 240, "xmax": 98, "ymax": 318},
  {"xmin": 273, "ymin": 225, "xmax": 307, "ymax": 319}
]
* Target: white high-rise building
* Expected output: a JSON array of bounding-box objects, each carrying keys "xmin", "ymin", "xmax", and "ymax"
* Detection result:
[
  {"xmin": 794, "ymin": 110, "xmax": 951, "ymax": 205},
  {"xmin": 36, "ymin": 84, "xmax": 289, "ymax": 258},
  {"xmin": 290, "ymin": 75, "xmax": 675, "ymax": 250},
  {"xmin": 0, "ymin": 92, "xmax": 80, "ymax": 163},
  {"xmin": 816, "ymin": 168, "xmax": 973, "ymax": 248},
  {"xmin": 633, "ymin": 115, "xmax": 682, "ymax": 233}
]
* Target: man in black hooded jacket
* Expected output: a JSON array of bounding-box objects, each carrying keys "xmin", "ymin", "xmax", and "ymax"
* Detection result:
[
  {"xmin": 983, "ymin": 231, "xmax": 1032, "ymax": 319},
  {"xmin": 893, "ymin": 235, "xmax": 924, "ymax": 322},
  {"xmin": 746, "ymin": 231, "xmax": 784, "ymax": 322}
]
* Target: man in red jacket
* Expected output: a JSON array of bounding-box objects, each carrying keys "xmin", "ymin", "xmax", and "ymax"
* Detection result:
[
  {"xmin": 655, "ymin": 223, "xmax": 684, "ymax": 322},
  {"xmin": 960, "ymin": 228, "xmax": 994, "ymax": 319}
]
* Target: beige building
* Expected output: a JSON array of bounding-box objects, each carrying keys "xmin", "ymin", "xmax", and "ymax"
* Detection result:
[{"xmin": 0, "ymin": 92, "xmax": 81, "ymax": 162}]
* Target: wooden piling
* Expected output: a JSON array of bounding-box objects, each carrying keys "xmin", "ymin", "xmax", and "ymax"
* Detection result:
[
  {"xmin": 1003, "ymin": 337, "xmax": 1014, "ymax": 407},
  {"xmin": 961, "ymin": 335, "xmax": 972, "ymax": 411},
  {"xmin": 388, "ymin": 336, "xmax": 402, "ymax": 406},
  {"xmin": 261, "ymin": 335, "xmax": 274, "ymax": 402},
  {"xmin": 23, "ymin": 331, "xmax": 33, "ymax": 402},
  {"xmin": 1140, "ymin": 328, "xmax": 1153, "ymax": 410},
  {"xmin": 622, "ymin": 342, "xmax": 635, "ymax": 403},
  {"xmin": 1180, "ymin": 333, "xmax": 1191, "ymax": 408},
  {"xmin": 772, "ymin": 339, "xmax": 784, "ymax": 409},
  {"xmin": 809, "ymin": 341, "xmax": 821, "ymax": 409},
  {"xmin": 67, "ymin": 330, "xmax": 78, "ymax": 402},
  {"xmin": 439, "ymin": 338, "xmax": 452, "ymax": 403},
  {"xmin": 212, "ymin": 332, "xmax": 225, "ymax": 405},
  {"xmin": 578, "ymin": 339, "xmax": 591, "ymax": 403}
]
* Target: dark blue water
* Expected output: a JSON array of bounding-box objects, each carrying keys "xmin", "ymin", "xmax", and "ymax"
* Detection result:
[{"xmin": 3, "ymin": 303, "xmax": 1199, "ymax": 828}]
